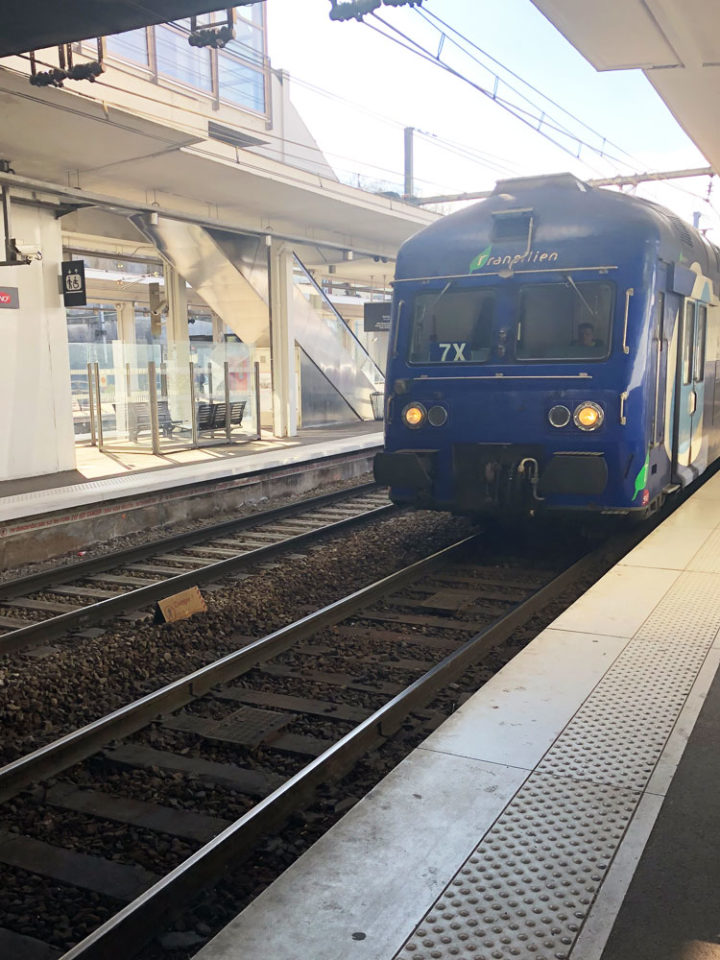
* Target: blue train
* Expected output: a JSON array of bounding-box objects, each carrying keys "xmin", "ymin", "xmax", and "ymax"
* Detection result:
[{"xmin": 374, "ymin": 173, "xmax": 720, "ymax": 518}]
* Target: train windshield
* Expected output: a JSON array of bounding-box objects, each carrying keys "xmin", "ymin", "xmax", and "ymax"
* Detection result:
[
  {"xmin": 516, "ymin": 280, "xmax": 613, "ymax": 361},
  {"xmin": 409, "ymin": 287, "xmax": 496, "ymax": 364}
]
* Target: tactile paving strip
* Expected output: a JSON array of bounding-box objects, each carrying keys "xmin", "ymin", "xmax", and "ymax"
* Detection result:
[
  {"xmin": 635, "ymin": 571, "xmax": 720, "ymax": 643},
  {"xmin": 394, "ymin": 570, "xmax": 720, "ymax": 959},
  {"xmin": 400, "ymin": 774, "xmax": 637, "ymax": 960}
]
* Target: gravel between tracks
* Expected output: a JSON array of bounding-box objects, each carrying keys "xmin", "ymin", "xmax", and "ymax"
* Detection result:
[
  {"xmin": 0, "ymin": 509, "xmax": 473, "ymax": 766},
  {"xmin": 0, "ymin": 472, "xmax": 376, "ymax": 584}
]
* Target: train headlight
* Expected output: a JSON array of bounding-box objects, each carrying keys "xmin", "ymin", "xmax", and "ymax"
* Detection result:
[
  {"xmin": 427, "ymin": 405, "xmax": 448, "ymax": 427},
  {"xmin": 548, "ymin": 404, "xmax": 571, "ymax": 428},
  {"xmin": 573, "ymin": 401, "xmax": 604, "ymax": 431},
  {"xmin": 402, "ymin": 402, "xmax": 426, "ymax": 428}
]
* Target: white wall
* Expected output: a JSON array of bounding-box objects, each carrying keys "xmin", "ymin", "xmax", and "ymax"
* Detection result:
[
  {"xmin": 254, "ymin": 71, "xmax": 339, "ymax": 181},
  {"xmin": 0, "ymin": 203, "xmax": 75, "ymax": 480}
]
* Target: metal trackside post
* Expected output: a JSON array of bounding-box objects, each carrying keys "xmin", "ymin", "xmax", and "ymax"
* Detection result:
[
  {"xmin": 254, "ymin": 360, "xmax": 261, "ymax": 440},
  {"xmin": 87, "ymin": 362, "xmax": 97, "ymax": 446},
  {"xmin": 92, "ymin": 362, "xmax": 103, "ymax": 449},
  {"xmin": 148, "ymin": 361, "xmax": 160, "ymax": 455},
  {"xmin": 190, "ymin": 361, "xmax": 198, "ymax": 447},
  {"xmin": 224, "ymin": 360, "xmax": 232, "ymax": 442}
]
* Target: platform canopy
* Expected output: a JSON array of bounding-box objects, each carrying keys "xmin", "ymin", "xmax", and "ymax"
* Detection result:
[
  {"xmin": 0, "ymin": 1, "xmax": 251, "ymax": 58},
  {"xmin": 531, "ymin": 0, "xmax": 720, "ymax": 175}
]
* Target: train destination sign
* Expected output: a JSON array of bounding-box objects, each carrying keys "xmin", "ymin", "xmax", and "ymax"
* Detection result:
[{"xmin": 0, "ymin": 286, "xmax": 19, "ymax": 309}]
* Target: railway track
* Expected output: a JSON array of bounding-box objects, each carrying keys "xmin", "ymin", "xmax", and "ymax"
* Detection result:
[
  {"xmin": 0, "ymin": 484, "xmax": 391, "ymax": 655},
  {"xmin": 0, "ymin": 530, "xmax": 611, "ymax": 960}
]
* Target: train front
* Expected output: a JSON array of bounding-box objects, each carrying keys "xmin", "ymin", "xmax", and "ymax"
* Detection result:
[{"xmin": 375, "ymin": 174, "xmax": 655, "ymax": 518}]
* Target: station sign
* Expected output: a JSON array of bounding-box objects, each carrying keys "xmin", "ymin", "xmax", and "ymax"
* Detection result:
[
  {"xmin": 62, "ymin": 259, "xmax": 87, "ymax": 306},
  {"xmin": 0, "ymin": 286, "xmax": 19, "ymax": 309},
  {"xmin": 364, "ymin": 301, "xmax": 392, "ymax": 332}
]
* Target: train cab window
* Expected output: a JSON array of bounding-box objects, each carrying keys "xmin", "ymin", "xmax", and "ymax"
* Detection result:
[
  {"xmin": 516, "ymin": 280, "xmax": 613, "ymax": 361},
  {"xmin": 694, "ymin": 305, "xmax": 707, "ymax": 383},
  {"xmin": 409, "ymin": 288, "xmax": 496, "ymax": 364},
  {"xmin": 682, "ymin": 300, "xmax": 695, "ymax": 385}
]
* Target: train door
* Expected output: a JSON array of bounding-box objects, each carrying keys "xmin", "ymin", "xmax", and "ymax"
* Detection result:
[
  {"xmin": 650, "ymin": 290, "xmax": 667, "ymax": 449},
  {"xmin": 690, "ymin": 303, "xmax": 707, "ymax": 463},
  {"xmin": 672, "ymin": 298, "xmax": 706, "ymax": 477},
  {"xmin": 672, "ymin": 299, "xmax": 695, "ymax": 477}
]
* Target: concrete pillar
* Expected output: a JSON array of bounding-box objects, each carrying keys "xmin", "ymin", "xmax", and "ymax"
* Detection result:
[
  {"xmin": 163, "ymin": 264, "xmax": 191, "ymax": 423},
  {"xmin": 0, "ymin": 202, "xmax": 75, "ymax": 480},
  {"xmin": 268, "ymin": 240, "xmax": 297, "ymax": 437},
  {"xmin": 164, "ymin": 264, "xmax": 188, "ymax": 346},
  {"xmin": 212, "ymin": 313, "xmax": 224, "ymax": 344},
  {"xmin": 116, "ymin": 300, "xmax": 136, "ymax": 344}
]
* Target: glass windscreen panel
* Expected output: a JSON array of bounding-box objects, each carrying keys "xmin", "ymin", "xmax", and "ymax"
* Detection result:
[
  {"xmin": 156, "ymin": 25, "xmax": 212, "ymax": 90},
  {"xmin": 517, "ymin": 281, "xmax": 613, "ymax": 361},
  {"xmin": 105, "ymin": 29, "xmax": 149, "ymax": 65},
  {"xmin": 409, "ymin": 288, "xmax": 496, "ymax": 363},
  {"xmin": 218, "ymin": 56, "xmax": 265, "ymax": 111}
]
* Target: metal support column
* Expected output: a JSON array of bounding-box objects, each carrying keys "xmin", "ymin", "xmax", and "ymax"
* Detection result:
[
  {"xmin": 148, "ymin": 361, "xmax": 160, "ymax": 455},
  {"xmin": 224, "ymin": 360, "xmax": 232, "ymax": 442},
  {"xmin": 254, "ymin": 360, "xmax": 261, "ymax": 440},
  {"xmin": 87, "ymin": 362, "xmax": 97, "ymax": 446},
  {"xmin": 190, "ymin": 361, "xmax": 198, "ymax": 446},
  {"xmin": 92, "ymin": 362, "xmax": 103, "ymax": 449}
]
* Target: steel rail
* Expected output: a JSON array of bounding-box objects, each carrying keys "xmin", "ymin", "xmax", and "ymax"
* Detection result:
[
  {"xmin": 0, "ymin": 482, "xmax": 382, "ymax": 601},
  {"xmin": 0, "ymin": 494, "xmax": 393, "ymax": 655},
  {"xmin": 58, "ymin": 538, "xmax": 604, "ymax": 960},
  {"xmin": 0, "ymin": 536, "xmax": 475, "ymax": 803}
]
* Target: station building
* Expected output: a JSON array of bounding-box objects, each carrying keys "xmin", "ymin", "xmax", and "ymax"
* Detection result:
[{"xmin": 0, "ymin": 4, "xmax": 435, "ymax": 483}]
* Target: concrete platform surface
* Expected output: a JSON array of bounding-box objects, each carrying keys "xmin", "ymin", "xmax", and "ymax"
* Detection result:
[{"xmin": 0, "ymin": 424, "xmax": 382, "ymax": 523}]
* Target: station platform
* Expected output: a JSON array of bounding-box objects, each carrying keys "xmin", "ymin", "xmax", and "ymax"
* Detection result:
[
  {"xmin": 0, "ymin": 423, "xmax": 382, "ymax": 567},
  {"xmin": 194, "ymin": 470, "xmax": 720, "ymax": 960}
]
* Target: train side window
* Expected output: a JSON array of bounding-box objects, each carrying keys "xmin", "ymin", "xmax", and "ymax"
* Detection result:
[
  {"xmin": 682, "ymin": 300, "xmax": 695, "ymax": 385},
  {"xmin": 694, "ymin": 305, "xmax": 707, "ymax": 383}
]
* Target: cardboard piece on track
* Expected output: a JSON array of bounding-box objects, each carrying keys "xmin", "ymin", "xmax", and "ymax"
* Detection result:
[{"xmin": 155, "ymin": 586, "xmax": 207, "ymax": 623}]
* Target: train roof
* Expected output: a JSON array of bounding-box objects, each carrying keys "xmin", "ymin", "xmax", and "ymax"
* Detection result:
[{"xmin": 395, "ymin": 173, "xmax": 720, "ymax": 282}]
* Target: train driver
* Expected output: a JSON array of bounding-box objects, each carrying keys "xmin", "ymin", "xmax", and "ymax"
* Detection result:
[{"xmin": 572, "ymin": 322, "xmax": 605, "ymax": 356}]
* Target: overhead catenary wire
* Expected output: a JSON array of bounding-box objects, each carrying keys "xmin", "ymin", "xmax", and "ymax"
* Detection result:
[
  {"xmin": 414, "ymin": 130, "xmax": 522, "ymax": 178},
  {"xmin": 415, "ymin": 4, "xmax": 646, "ymax": 172},
  {"xmin": 287, "ymin": 74, "xmax": 525, "ymax": 184},
  {"xmin": 362, "ymin": 13, "xmax": 622, "ymax": 177}
]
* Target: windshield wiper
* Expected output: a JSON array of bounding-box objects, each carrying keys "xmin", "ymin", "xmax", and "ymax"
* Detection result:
[
  {"xmin": 564, "ymin": 273, "xmax": 599, "ymax": 322},
  {"xmin": 428, "ymin": 279, "xmax": 454, "ymax": 313}
]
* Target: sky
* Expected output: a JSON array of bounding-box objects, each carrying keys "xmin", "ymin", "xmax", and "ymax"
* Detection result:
[{"xmin": 264, "ymin": 0, "xmax": 719, "ymax": 239}]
